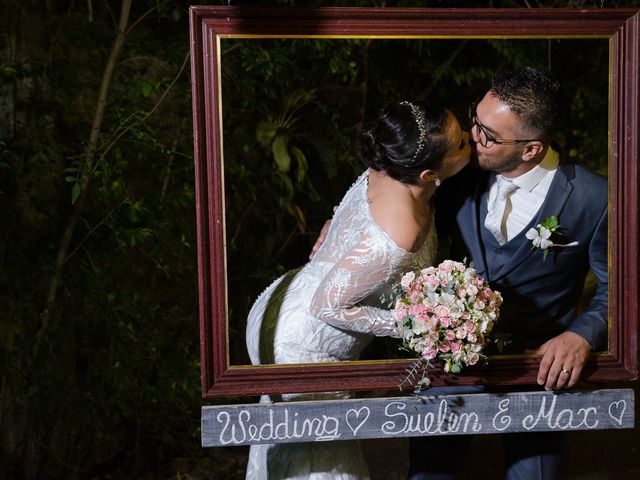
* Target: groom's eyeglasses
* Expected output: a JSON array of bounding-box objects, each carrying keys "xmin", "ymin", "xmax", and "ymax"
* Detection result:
[{"xmin": 468, "ymin": 102, "xmax": 538, "ymax": 148}]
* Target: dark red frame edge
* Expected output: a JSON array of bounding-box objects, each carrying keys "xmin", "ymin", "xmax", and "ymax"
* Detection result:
[{"xmin": 189, "ymin": 7, "xmax": 640, "ymax": 397}]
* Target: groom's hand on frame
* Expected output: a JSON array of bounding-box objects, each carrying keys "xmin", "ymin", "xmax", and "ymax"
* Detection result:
[{"xmin": 534, "ymin": 331, "xmax": 591, "ymax": 391}]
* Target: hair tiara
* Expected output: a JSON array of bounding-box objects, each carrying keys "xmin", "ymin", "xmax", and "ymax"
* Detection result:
[{"xmin": 400, "ymin": 101, "xmax": 427, "ymax": 164}]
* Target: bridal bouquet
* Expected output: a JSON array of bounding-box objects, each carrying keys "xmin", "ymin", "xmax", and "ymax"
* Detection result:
[{"xmin": 392, "ymin": 260, "xmax": 503, "ymax": 387}]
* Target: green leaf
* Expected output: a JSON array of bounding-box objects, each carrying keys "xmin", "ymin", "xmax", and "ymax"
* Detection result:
[
  {"xmin": 541, "ymin": 215, "xmax": 559, "ymax": 231},
  {"xmin": 65, "ymin": 176, "xmax": 76, "ymax": 183},
  {"xmin": 71, "ymin": 182, "xmax": 81, "ymax": 204},
  {"xmin": 256, "ymin": 121, "xmax": 277, "ymax": 147},
  {"xmin": 142, "ymin": 83, "xmax": 153, "ymax": 98},
  {"xmin": 417, "ymin": 377, "xmax": 431, "ymax": 387},
  {"xmin": 276, "ymin": 170, "xmax": 294, "ymax": 200},
  {"xmin": 329, "ymin": 57, "xmax": 341, "ymax": 74},
  {"xmin": 290, "ymin": 145, "xmax": 307, "ymax": 186},
  {"xmin": 272, "ymin": 134, "xmax": 291, "ymax": 173}
]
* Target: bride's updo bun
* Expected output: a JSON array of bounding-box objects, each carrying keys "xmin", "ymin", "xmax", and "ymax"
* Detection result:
[{"xmin": 360, "ymin": 100, "xmax": 449, "ymax": 184}]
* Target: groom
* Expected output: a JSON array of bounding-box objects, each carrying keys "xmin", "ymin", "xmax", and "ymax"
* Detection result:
[{"xmin": 408, "ymin": 67, "xmax": 608, "ymax": 479}]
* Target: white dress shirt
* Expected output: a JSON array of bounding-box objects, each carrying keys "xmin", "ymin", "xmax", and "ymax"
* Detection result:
[{"xmin": 486, "ymin": 147, "xmax": 559, "ymax": 242}]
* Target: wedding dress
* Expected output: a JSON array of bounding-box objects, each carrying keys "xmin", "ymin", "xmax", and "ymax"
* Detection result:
[{"xmin": 245, "ymin": 170, "xmax": 438, "ymax": 480}]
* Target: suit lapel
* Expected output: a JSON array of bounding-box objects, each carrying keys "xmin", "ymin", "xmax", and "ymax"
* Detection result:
[{"xmin": 490, "ymin": 163, "xmax": 575, "ymax": 283}]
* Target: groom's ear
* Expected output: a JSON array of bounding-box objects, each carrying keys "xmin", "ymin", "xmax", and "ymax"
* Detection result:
[{"xmin": 521, "ymin": 140, "xmax": 545, "ymax": 162}]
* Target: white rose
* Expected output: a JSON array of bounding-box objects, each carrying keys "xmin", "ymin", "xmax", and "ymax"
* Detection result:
[{"xmin": 400, "ymin": 271, "xmax": 416, "ymax": 289}]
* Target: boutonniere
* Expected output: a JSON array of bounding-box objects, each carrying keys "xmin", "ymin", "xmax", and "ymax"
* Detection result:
[{"xmin": 525, "ymin": 215, "xmax": 579, "ymax": 261}]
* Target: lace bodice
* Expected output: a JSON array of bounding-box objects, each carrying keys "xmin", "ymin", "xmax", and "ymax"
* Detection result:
[
  {"xmin": 307, "ymin": 170, "xmax": 437, "ymax": 336},
  {"xmin": 246, "ymin": 170, "xmax": 438, "ymax": 366}
]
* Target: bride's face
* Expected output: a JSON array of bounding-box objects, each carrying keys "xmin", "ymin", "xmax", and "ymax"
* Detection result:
[{"xmin": 438, "ymin": 112, "xmax": 471, "ymax": 180}]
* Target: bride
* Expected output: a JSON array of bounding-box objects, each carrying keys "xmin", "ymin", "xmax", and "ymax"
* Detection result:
[{"xmin": 245, "ymin": 100, "xmax": 470, "ymax": 480}]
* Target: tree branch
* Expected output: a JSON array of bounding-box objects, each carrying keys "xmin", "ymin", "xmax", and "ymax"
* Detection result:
[
  {"xmin": 126, "ymin": 0, "xmax": 172, "ymax": 36},
  {"xmin": 35, "ymin": 0, "xmax": 133, "ymax": 359},
  {"xmin": 90, "ymin": 50, "xmax": 190, "ymax": 178}
]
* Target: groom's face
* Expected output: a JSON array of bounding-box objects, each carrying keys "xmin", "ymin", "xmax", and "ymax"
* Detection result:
[{"xmin": 471, "ymin": 91, "xmax": 526, "ymax": 177}]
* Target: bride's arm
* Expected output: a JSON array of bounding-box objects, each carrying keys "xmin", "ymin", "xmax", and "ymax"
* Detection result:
[{"xmin": 309, "ymin": 231, "xmax": 405, "ymax": 338}]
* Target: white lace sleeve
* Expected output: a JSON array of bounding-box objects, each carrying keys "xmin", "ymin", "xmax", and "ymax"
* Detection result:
[{"xmin": 309, "ymin": 230, "xmax": 405, "ymax": 338}]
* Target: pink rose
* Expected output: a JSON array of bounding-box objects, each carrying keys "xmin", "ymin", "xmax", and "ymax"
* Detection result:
[
  {"xmin": 421, "ymin": 266, "xmax": 437, "ymax": 276},
  {"xmin": 450, "ymin": 342, "xmax": 462, "ymax": 353},
  {"xmin": 465, "ymin": 321, "xmax": 476, "ymax": 333},
  {"xmin": 438, "ymin": 260, "xmax": 455, "ymax": 273},
  {"xmin": 439, "ymin": 342, "xmax": 451, "ymax": 353},
  {"xmin": 407, "ymin": 290, "xmax": 423, "ymax": 302},
  {"xmin": 409, "ymin": 303, "xmax": 430, "ymax": 320},
  {"xmin": 426, "ymin": 331, "xmax": 439, "ymax": 343},
  {"xmin": 424, "ymin": 275, "xmax": 440, "ymax": 290},
  {"xmin": 479, "ymin": 288, "xmax": 492, "ymax": 300},
  {"xmin": 445, "ymin": 329, "xmax": 456, "ymax": 341},
  {"xmin": 467, "ymin": 352, "xmax": 480, "ymax": 365},
  {"xmin": 423, "ymin": 347, "xmax": 437, "ymax": 360}
]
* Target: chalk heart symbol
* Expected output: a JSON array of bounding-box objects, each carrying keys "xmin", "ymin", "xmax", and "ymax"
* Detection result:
[
  {"xmin": 345, "ymin": 407, "xmax": 370, "ymax": 436},
  {"xmin": 608, "ymin": 400, "xmax": 626, "ymax": 426}
]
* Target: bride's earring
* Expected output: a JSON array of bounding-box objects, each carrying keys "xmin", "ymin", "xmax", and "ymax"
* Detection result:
[{"xmin": 434, "ymin": 178, "xmax": 441, "ymax": 187}]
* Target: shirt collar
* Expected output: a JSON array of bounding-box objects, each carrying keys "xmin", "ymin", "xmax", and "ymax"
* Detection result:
[{"xmin": 500, "ymin": 147, "xmax": 559, "ymax": 193}]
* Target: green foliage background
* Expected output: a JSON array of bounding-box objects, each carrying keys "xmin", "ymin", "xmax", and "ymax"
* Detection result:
[
  {"xmin": 222, "ymin": 35, "xmax": 611, "ymax": 363},
  {"xmin": 0, "ymin": 1, "xmax": 636, "ymax": 479}
]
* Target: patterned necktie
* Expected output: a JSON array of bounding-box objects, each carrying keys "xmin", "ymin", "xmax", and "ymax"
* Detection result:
[{"xmin": 484, "ymin": 176, "xmax": 518, "ymax": 245}]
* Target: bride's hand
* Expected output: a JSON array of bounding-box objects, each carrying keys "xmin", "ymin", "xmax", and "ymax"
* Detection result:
[
  {"xmin": 309, "ymin": 207, "xmax": 336, "ymax": 260},
  {"xmin": 309, "ymin": 219, "xmax": 332, "ymax": 260}
]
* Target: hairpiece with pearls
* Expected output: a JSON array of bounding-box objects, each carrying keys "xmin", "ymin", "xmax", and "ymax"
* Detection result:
[{"xmin": 400, "ymin": 101, "xmax": 428, "ymax": 164}]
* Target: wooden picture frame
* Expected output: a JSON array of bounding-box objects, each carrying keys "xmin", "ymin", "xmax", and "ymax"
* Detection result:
[{"xmin": 189, "ymin": 6, "xmax": 639, "ymax": 398}]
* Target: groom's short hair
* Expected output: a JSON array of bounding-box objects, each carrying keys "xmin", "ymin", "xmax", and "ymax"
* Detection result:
[{"xmin": 490, "ymin": 67, "xmax": 561, "ymax": 143}]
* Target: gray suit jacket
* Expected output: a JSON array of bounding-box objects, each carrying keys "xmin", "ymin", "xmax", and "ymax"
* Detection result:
[{"xmin": 436, "ymin": 162, "xmax": 608, "ymax": 352}]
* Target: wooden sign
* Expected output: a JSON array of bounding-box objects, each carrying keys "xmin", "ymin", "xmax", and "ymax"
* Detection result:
[{"xmin": 201, "ymin": 389, "xmax": 634, "ymax": 447}]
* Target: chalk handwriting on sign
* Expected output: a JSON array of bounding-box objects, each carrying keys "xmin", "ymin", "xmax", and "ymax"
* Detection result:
[
  {"xmin": 380, "ymin": 401, "xmax": 482, "ymax": 435},
  {"xmin": 201, "ymin": 389, "xmax": 634, "ymax": 447},
  {"xmin": 216, "ymin": 410, "xmax": 343, "ymax": 444}
]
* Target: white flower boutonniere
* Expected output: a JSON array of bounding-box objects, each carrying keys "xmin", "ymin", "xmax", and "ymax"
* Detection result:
[{"xmin": 525, "ymin": 215, "xmax": 579, "ymax": 261}]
